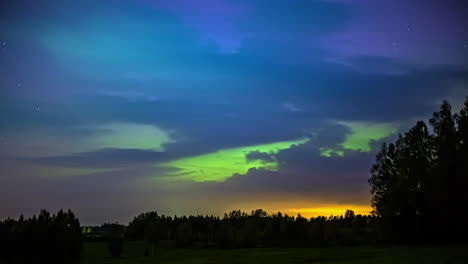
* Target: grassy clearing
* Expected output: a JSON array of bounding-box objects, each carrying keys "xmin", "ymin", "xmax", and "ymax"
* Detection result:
[{"xmin": 82, "ymin": 242, "xmax": 468, "ymax": 264}]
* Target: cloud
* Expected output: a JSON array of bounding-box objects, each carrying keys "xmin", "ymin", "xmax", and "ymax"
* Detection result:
[
  {"xmin": 85, "ymin": 123, "xmax": 174, "ymax": 151},
  {"xmin": 139, "ymin": 0, "xmax": 246, "ymax": 53},
  {"xmin": 177, "ymin": 124, "xmax": 396, "ymax": 206},
  {"xmin": 159, "ymin": 138, "xmax": 309, "ymax": 182},
  {"xmin": 282, "ymin": 102, "xmax": 302, "ymax": 113},
  {"xmin": 193, "ymin": 144, "xmax": 376, "ymax": 205},
  {"xmin": 324, "ymin": 56, "xmax": 416, "ymax": 75},
  {"xmin": 320, "ymin": 121, "xmax": 399, "ymax": 156},
  {"xmin": 245, "ymin": 151, "xmax": 276, "ymax": 163},
  {"xmin": 25, "ymin": 149, "xmax": 167, "ymax": 169},
  {"xmin": 96, "ymin": 90, "xmax": 159, "ymax": 102},
  {"xmin": 323, "ymin": 0, "xmax": 468, "ymax": 65}
]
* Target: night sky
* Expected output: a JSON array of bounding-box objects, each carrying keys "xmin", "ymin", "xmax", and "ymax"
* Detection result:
[{"xmin": 1, "ymin": 0, "xmax": 467, "ymax": 225}]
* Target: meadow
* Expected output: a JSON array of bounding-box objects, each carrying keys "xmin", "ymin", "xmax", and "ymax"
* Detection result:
[{"xmin": 82, "ymin": 242, "xmax": 468, "ymax": 264}]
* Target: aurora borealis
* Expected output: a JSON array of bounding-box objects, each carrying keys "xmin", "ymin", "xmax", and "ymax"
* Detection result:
[
  {"xmin": 1, "ymin": 0, "xmax": 467, "ymax": 224},
  {"xmin": 163, "ymin": 138, "xmax": 308, "ymax": 182}
]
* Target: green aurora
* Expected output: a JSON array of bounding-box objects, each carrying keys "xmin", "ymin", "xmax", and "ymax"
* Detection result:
[
  {"xmin": 162, "ymin": 138, "xmax": 309, "ymax": 182},
  {"xmin": 321, "ymin": 121, "xmax": 398, "ymax": 157}
]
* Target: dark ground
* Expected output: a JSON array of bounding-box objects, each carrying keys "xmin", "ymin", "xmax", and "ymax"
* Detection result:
[{"xmin": 83, "ymin": 242, "xmax": 468, "ymax": 264}]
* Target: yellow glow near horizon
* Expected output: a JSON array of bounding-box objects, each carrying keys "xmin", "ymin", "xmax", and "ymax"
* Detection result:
[
  {"xmin": 284, "ymin": 205, "xmax": 372, "ymax": 218},
  {"xmin": 161, "ymin": 138, "xmax": 309, "ymax": 182}
]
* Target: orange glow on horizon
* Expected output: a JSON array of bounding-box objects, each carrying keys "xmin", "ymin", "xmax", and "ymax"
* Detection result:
[{"xmin": 284, "ymin": 205, "xmax": 372, "ymax": 218}]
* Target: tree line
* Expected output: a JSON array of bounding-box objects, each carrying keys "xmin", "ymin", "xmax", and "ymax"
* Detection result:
[
  {"xmin": 1, "ymin": 209, "xmax": 381, "ymax": 262},
  {"xmin": 0, "ymin": 210, "xmax": 82, "ymax": 264},
  {"xmin": 125, "ymin": 209, "xmax": 380, "ymax": 254},
  {"xmin": 369, "ymin": 98, "xmax": 468, "ymax": 243}
]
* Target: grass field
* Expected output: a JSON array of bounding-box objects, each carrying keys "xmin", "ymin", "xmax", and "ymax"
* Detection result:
[{"xmin": 82, "ymin": 242, "xmax": 468, "ymax": 264}]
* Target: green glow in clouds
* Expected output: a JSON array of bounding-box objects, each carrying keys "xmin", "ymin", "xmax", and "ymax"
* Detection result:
[
  {"xmin": 88, "ymin": 123, "xmax": 173, "ymax": 151},
  {"xmin": 163, "ymin": 138, "xmax": 309, "ymax": 182},
  {"xmin": 321, "ymin": 121, "xmax": 398, "ymax": 157},
  {"xmin": 340, "ymin": 121, "xmax": 398, "ymax": 151},
  {"xmin": 320, "ymin": 148, "xmax": 344, "ymax": 157}
]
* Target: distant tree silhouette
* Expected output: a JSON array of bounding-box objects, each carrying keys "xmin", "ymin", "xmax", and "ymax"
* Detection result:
[
  {"xmin": 2, "ymin": 209, "xmax": 384, "ymax": 254},
  {"xmin": 344, "ymin": 210, "xmax": 355, "ymax": 219},
  {"xmin": 124, "ymin": 209, "xmax": 382, "ymax": 249}
]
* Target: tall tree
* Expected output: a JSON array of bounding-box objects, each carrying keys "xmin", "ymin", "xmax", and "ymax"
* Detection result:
[
  {"xmin": 370, "ymin": 99, "xmax": 468, "ymax": 243},
  {"xmin": 455, "ymin": 97, "xmax": 468, "ymax": 239},
  {"xmin": 369, "ymin": 143, "xmax": 398, "ymax": 218},
  {"xmin": 429, "ymin": 101, "xmax": 458, "ymax": 240},
  {"xmin": 394, "ymin": 121, "xmax": 434, "ymax": 241}
]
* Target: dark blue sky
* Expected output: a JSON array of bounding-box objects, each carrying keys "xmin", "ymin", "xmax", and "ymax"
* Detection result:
[{"xmin": 1, "ymin": 0, "xmax": 467, "ymax": 224}]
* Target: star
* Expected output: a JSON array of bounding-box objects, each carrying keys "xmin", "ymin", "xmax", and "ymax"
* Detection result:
[
  {"xmin": 17, "ymin": 83, "xmax": 22, "ymax": 87},
  {"xmin": 36, "ymin": 106, "xmax": 40, "ymax": 111}
]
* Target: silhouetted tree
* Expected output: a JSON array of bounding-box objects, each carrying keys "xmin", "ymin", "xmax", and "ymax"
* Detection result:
[
  {"xmin": 370, "ymin": 98, "xmax": 468, "ymax": 243},
  {"xmin": 429, "ymin": 101, "xmax": 458, "ymax": 241},
  {"xmin": 455, "ymin": 98, "xmax": 468, "ymax": 238}
]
